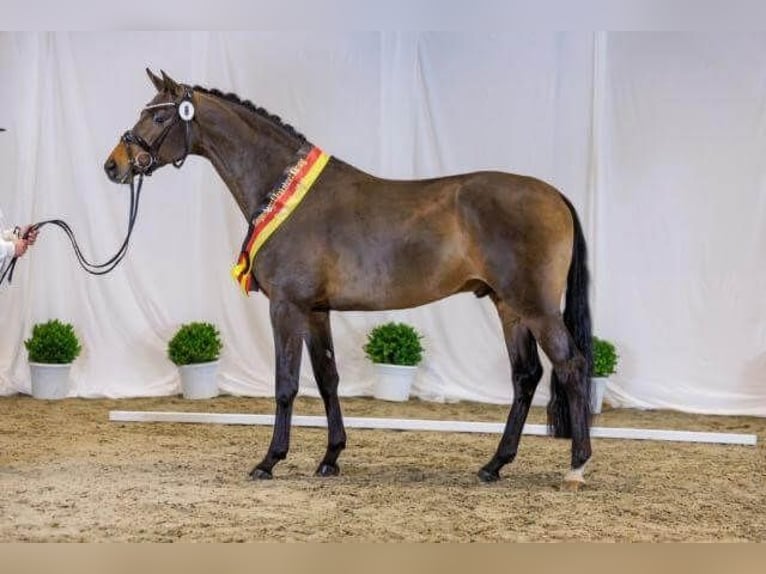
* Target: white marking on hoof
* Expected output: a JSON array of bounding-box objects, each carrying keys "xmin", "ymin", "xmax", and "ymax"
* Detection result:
[
  {"xmin": 564, "ymin": 464, "xmax": 586, "ymax": 483},
  {"xmin": 562, "ymin": 463, "xmax": 587, "ymax": 490}
]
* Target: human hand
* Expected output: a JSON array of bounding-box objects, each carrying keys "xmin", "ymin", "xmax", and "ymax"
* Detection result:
[
  {"xmin": 13, "ymin": 237, "xmax": 28, "ymax": 258},
  {"xmin": 21, "ymin": 225, "xmax": 38, "ymax": 246}
]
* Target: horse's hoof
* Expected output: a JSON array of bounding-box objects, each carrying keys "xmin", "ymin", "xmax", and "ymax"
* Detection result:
[
  {"xmin": 561, "ymin": 478, "xmax": 585, "ymax": 492},
  {"xmin": 315, "ymin": 463, "xmax": 340, "ymax": 477},
  {"xmin": 249, "ymin": 467, "xmax": 273, "ymax": 480},
  {"xmin": 477, "ymin": 467, "xmax": 500, "ymax": 483},
  {"xmin": 561, "ymin": 465, "xmax": 586, "ymax": 491}
]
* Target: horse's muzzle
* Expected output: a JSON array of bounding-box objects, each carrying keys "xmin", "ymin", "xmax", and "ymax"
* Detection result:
[
  {"xmin": 104, "ymin": 156, "xmax": 133, "ymax": 184},
  {"xmin": 104, "ymin": 158, "xmax": 120, "ymax": 182}
]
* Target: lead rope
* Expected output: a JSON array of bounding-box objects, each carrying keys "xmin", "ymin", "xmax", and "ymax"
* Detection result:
[{"xmin": 0, "ymin": 174, "xmax": 144, "ymax": 286}]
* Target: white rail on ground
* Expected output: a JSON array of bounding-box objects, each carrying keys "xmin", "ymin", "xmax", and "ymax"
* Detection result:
[{"xmin": 108, "ymin": 411, "xmax": 757, "ymax": 446}]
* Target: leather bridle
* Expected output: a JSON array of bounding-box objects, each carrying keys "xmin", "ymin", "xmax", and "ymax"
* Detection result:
[{"xmin": 121, "ymin": 87, "xmax": 196, "ymax": 177}]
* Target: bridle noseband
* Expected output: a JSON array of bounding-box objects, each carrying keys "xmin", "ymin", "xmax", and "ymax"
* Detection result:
[{"xmin": 121, "ymin": 87, "xmax": 195, "ymax": 177}]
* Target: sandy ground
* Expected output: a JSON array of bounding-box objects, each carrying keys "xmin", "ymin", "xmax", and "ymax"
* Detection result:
[{"xmin": 0, "ymin": 394, "xmax": 764, "ymax": 542}]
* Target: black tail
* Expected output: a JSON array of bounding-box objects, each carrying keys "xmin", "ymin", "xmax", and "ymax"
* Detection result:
[{"xmin": 547, "ymin": 194, "xmax": 593, "ymax": 438}]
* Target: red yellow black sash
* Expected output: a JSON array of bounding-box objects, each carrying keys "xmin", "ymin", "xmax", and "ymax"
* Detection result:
[{"xmin": 232, "ymin": 145, "xmax": 330, "ymax": 294}]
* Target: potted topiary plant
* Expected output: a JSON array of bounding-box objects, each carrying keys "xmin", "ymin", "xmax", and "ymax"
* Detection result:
[
  {"xmin": 364, "ymin": 321, "xmax": 424, "ymax": 402},
  {"xmin": 167, "ymin": 322, "xmax": 223, "ymax": 399},
  {"xmin": 24, "ymin": 319, "xmax": 82, "ymax": 399},
  {"xmin": 591, "ymin": 336, "xmax": 619, "ymax": 414}
]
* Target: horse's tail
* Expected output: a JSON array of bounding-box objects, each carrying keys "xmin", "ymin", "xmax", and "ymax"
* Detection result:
[{"xmin": 547, "ymin": 194, "xmax": 593, "ymax": 438}]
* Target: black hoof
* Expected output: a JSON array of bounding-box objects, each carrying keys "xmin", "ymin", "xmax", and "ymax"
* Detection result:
[
  {"xmin": 478, "ymin": 467, "xmax": 500, "ymax": 483},
  {"xmin": 249, "ymin": 467, "xmax": 273, "ymax": 480},
  {"xmin": 315, "ymin": 463, "xmax": 340, "ymax": 477}
]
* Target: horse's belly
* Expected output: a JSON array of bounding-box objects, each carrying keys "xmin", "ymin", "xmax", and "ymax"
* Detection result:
[{"xmin": 325, "ymin": 263, "xmax": 472, "ymax": 311}]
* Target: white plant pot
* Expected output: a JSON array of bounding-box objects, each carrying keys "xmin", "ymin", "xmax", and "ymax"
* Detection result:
[
  {"xmin": 373, "ymin": 363, "xmax": 417, "ymax": 402},
  {"xmin": 29, "ymin": 362, "xmax": 72, "ymax": 400},
  {"xmin": 179, "ymin": 361, "xmax": 220, "ymax": 399},
  {"xmin": 590, "ymin": 377, "xmax": 608, "ymax": 414}
]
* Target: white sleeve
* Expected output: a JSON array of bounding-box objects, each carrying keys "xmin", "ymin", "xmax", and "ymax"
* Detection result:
[
  {"xmin": 0, "ymin": 208, "xmax": 16, "ymax": 263},
  {"xmin": 0, "ymin": 207, "xmax": 14, "ymax": 240},
  {"xmin": 0, "ymin": 238, "xmax": 15, "ymax": 262}
]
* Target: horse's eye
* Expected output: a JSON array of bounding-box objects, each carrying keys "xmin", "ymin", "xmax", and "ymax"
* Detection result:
[{"xmin": 153, "ymin": 113, "xmax": 169, "ymax": 125}]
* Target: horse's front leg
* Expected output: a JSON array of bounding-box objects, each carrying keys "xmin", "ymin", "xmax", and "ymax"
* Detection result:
[
  {"xmin": 250, "ymin": 299, "xmax": 308, "ymax": 480},
  {"xmin": 306, "ymin": 310, "xmax": 346, "ymax": 477}
]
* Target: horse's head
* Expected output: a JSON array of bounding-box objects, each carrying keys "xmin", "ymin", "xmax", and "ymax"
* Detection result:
[{"xmin": 104, "ymin": 69, "xmax": 196, "ymax": 183}]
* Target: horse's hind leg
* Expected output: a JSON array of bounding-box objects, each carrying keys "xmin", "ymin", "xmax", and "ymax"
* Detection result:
[
  {"xmin": 478, "ymin": 301, "xmax": 543, "ymax": 482},
  {"xmin": 250, "ymin": 299, "xmax": 307, "ymax": 480},
  {"xmin": 306, "ymin": 310, "xmax": 347, "ymax": 477},
  {"xmin": 527, "ymin": 313, "xmax": 591, "ymax": 490}
]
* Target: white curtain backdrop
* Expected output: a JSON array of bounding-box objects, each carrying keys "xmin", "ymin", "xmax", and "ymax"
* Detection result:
[{"xmin": 0, "ymin": 32, "xmax": 763, "ymax": 415}]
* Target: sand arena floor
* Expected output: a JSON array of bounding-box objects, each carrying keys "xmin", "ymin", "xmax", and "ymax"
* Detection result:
[{"xmin": 0, "ymin": 394, "xmax": 764, "ymax": 541}]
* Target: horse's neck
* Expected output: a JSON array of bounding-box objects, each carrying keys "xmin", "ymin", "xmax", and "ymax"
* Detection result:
[{"xmin": 195, "ymin": 98, "xmax": 304, "ymax": 218}]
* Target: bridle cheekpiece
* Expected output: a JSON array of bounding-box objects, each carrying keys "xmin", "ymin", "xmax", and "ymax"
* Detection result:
[{"xmin": 121, "ymin": 87, "xmax": 195, "ymax": 177}]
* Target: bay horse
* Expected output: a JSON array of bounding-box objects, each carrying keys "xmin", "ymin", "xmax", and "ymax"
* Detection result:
[{"xmin": 105, "ymin": 69, "xmax": 593, "ymax": 490}]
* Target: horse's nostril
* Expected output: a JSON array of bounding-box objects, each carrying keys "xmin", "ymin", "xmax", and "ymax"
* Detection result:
[{"xmin": 104, "ymin": 158, "xmax": 117, "ymax": 177}]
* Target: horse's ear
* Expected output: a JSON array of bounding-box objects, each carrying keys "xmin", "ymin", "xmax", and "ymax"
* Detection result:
[
  {"xmin": 160, "ymin": 70, "xmax": 181, "ymax": 94},
  {"xmin": 146, "ymin": 68, "xmax": 164, "ymax": 92}
]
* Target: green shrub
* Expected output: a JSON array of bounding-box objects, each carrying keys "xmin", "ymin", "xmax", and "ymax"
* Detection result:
[
  {"xmin": 24, "ymin": 320, "xmax": 82, "ymax": 364},
  {"xmin": 592, "ymin": 336, "xmax": 618, "ymax": 377},
  {"xmin": 364, "ymin": 322, "xmax": 424, "ymax": 366},
  {"xmin": 167, "ymin": 322, "xmax": 223, "ymax": 366}
]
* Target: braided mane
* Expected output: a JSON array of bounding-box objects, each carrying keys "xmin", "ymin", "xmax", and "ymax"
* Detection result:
[{"xmin": 193, "ymin": 85, "xmax": 308, "ymax": 143}]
